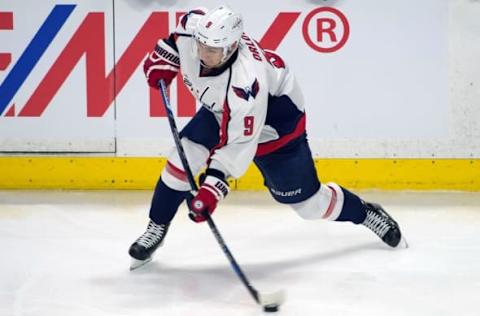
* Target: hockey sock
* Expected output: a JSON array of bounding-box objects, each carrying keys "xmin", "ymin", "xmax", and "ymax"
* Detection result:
[
  {"xmin": 334, "ymin": 186, "xmax": 367, "ymax": 224},
  {"xmin": 149, "ymin": 177, "xmax": 188, "ymax": 225}
]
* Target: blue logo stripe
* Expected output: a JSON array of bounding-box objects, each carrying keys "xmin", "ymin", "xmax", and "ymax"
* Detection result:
[{"xmin": 0, "ymin": 4, "xmax": 76, "ymax": 115}]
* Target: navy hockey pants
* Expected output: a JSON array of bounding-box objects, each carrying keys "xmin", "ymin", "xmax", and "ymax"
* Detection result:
[{"xmin": 181, "ymin": 107, "xmax": 320, "ymax": 204}]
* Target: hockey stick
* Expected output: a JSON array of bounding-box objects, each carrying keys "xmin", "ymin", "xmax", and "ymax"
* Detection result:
[{"xmin": 158, "ymin": 80, "xmax": 285, "ymax": 310}]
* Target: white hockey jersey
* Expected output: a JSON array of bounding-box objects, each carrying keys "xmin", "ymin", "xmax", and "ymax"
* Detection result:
[{"xmin": 163, "ymin": 10, "xmax": 306, "ymax": 179}]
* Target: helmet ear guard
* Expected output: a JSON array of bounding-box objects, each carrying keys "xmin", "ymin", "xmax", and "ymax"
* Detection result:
[{"xmin": 220, "ymin": 41, "xmax": 239, "ymax": 63}]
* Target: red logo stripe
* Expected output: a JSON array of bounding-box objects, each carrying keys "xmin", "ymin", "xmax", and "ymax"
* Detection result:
[{"xmin": 258, "ymin": 12, "xmax": 300, "ymax": 50}]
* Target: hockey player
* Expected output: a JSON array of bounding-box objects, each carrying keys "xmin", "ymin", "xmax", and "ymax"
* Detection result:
[{"xmin": 129, "ymin": 5, "xmax": 405, "ymax": 269}]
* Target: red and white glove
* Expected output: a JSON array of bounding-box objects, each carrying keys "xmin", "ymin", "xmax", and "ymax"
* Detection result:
[
  {"xmin": 188, "ymin": 170, "xmax": 230, "ymax": 223},
  {"xmin": 143, "ymin": 40, "xmax": 180, "ymax": 88}
]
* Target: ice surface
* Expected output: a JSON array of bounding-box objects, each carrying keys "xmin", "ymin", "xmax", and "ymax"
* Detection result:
[{"xmin": 1, "ymin": 190, "xmax": 479, "ymax": 316}]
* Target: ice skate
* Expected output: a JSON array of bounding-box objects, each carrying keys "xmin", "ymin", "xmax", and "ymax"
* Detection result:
[
  {"xmin": 362, "ymin": 202, "xmax": 406, "ymax": 248},
  {"xmin": 129, "ymin": 220, "xmax": 170, "ymax": 270}
]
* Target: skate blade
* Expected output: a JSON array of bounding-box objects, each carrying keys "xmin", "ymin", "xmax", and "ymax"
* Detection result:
[
  {"xmin": 130, "ymin": 257, "xmax": 152, "ymax": 271},
  {"xmin": 400, "ymin": 236, "xmax": 409, "ymax": 249}
]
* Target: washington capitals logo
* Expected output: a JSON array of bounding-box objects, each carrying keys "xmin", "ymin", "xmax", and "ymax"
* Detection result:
[{"xmin": 232, "ymin": 79, "xmax": 260, "ymax": 101}]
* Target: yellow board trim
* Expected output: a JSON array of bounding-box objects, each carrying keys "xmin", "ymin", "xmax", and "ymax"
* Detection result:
[{"xmin": 0, "ymin": 157, "xmax": 478, "ymax": 191}]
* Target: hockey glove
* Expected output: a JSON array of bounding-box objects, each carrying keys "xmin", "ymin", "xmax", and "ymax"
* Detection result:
[
  {"xmin": 188, "ymin": 169, "xmax": 230, "ymax": 223},
  {"xmin": 143, "ymin": 40, "xmax": 180, "ymax": 88}
]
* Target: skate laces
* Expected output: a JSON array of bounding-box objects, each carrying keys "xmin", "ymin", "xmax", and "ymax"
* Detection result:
[
  {"xmin": 363, "ymin": 208, "xmax": 391, "ymax": 238},
  {"xmin": 136, "ymin": 221, "xmax": 166, "ymax": 248}
]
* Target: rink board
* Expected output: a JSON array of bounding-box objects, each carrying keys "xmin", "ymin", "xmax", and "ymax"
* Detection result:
[
  {"xmin": 0, "ymin": 1, "xmax": 479, "ymax": 191},
  {"xmin": 0, "ymin": 157, "xmax": 478, "ymax": 191},
  {"xmin": 1, "ymin": 1, "xmax": 477, "ymax": 159}
]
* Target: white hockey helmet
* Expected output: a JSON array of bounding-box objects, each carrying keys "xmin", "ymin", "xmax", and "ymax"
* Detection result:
[{"xmin": 194, "ymin": 5, "xmax": 243, "ymax": 62}]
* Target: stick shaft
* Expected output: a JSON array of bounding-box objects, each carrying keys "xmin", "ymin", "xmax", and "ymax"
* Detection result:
[{"xmin": 158, "ymin": 80, "xmax": 260, "ymax": 304}]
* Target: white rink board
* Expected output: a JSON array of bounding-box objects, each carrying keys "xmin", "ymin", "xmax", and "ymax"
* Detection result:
[
  {"xmin": 0, "ymin": 0, "xmax": 115, "ymax": 152},
  {"xmin": 1, "ymin": 0, "xmax": 478, "ymax": 157}
]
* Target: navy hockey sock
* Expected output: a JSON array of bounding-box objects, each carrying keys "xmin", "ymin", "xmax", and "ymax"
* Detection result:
[
  {"xmin": 149, "ymin": 177, "xmax": 188, "ymax": 225},
  {"xmin": 335, "ymin": 187, "xmax": 367, "ymax": 224}
]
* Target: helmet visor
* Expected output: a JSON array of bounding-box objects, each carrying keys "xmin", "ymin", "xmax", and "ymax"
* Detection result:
[{"xmin": 196, "ymin": 39, "xmax": 227, "ymax": 69}]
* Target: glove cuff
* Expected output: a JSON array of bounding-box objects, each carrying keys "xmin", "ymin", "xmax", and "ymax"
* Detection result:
[
  {"xmin": 202, "ymin": 174, "xmax": 230, "ymax": 201},
  {"xmin": 153, "ymin": 40, "xmax": 180, "ymax": 67}
]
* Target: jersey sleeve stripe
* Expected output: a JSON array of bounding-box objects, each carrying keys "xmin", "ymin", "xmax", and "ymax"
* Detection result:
[
  {"xmin": 165, "ymin": 161, "xmax": 188, "ymax": 182},
  {"xmin": 180, "ymin": 9, "xmax": 206, "ymax": 29},
  {"xmin": 209, "ymin": 99, "xmax": 231, "ymax": 154},
  {"xmin": 208, "ymin": 68, "xmax": 233, "ymax": 160}
]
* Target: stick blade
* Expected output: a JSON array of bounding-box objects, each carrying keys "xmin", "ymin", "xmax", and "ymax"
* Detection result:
[{"xmin": 258, "ymin": 289, "xmax": 286, "ymax": 307}]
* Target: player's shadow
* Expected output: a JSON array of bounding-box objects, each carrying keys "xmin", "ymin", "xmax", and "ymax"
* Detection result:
[
  {"xmin": 239, "ymin": 241, "xmax": 387, "ymax": 278},
  {"xmin": 90, "ymin": 241, "xmax": 381, "ymax": 309}
]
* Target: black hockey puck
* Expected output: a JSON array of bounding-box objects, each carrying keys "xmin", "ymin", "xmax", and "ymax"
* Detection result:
[{"xmin": 263, "ymin": 304, "xmax": 279, "ymax": 312}]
